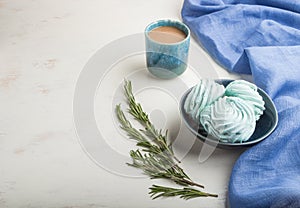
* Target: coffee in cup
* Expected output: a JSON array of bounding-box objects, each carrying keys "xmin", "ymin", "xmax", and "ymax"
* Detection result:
[
  {"xmin": 145, "ymin": 20, "xmax": 190, "ymax": 79},
  {"xmin": 148, "ymin": 26, "xmax": 187, "ymax": 44}
]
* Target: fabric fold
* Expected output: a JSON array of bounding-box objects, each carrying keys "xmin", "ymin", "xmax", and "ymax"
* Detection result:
[{"xmin": 182, "ymin": 0, "xmax": 300, "ymax": 74}]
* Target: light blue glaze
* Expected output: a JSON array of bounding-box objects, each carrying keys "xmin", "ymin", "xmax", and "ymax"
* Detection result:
[{"xmin": 145, "ymin": 20, "xmax": 190, "ymax": 79}]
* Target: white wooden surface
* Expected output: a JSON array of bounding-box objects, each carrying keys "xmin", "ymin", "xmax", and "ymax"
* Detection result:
[{"xmin": 0, "ymin": 0, "xmax": 248, "ymax": 207}]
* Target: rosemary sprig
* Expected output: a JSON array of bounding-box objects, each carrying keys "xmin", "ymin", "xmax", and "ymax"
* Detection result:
[
  {"xmin": 123, "ymin": 80, "xmax": 179, "ymax": 163},
  {"xmin": 116, "ymin": 104, "xmax": 166, "ymax": 156},
  {"xmin": 149, "ymin": 185, "xmax": 218, "ymax": 200},
  {"xmin": 127, "ymin": 149, "xmax": 203, "ymax": 188},
  {"xmin": 116, "ymin": 105, "xmax": 199, "ymax": 187},
  {"xmin": 115, "ymin": 80, "xmax": 218, "ymax": 200}
]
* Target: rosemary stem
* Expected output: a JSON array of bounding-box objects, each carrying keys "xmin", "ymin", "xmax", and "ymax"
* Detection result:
[
  {"xmin": 181, "ymin": 178, "xmax": 205, "ymax": 189},
  {"xmin": 168, "ymin": 174, "xmax": 204, "ymax": 189}
]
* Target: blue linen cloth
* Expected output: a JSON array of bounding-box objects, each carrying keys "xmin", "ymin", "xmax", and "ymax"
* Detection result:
[{"xmin": 182, "ymin": 1, "xmax": 300, "ymax": 207}]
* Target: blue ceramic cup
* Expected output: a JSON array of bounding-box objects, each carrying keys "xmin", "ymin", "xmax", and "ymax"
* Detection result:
[{"xmin": 145, "ymin": 20, "xmax": 190, "ymax": 79}]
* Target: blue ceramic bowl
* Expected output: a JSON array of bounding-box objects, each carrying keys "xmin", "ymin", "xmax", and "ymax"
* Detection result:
[
  {"xmin": 145, "ymin": 19, "xmax": 190, "ymax": 79},
  {"xmin": 180, "ymin": 79, "xmax": 278, "ymax": 149}
]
